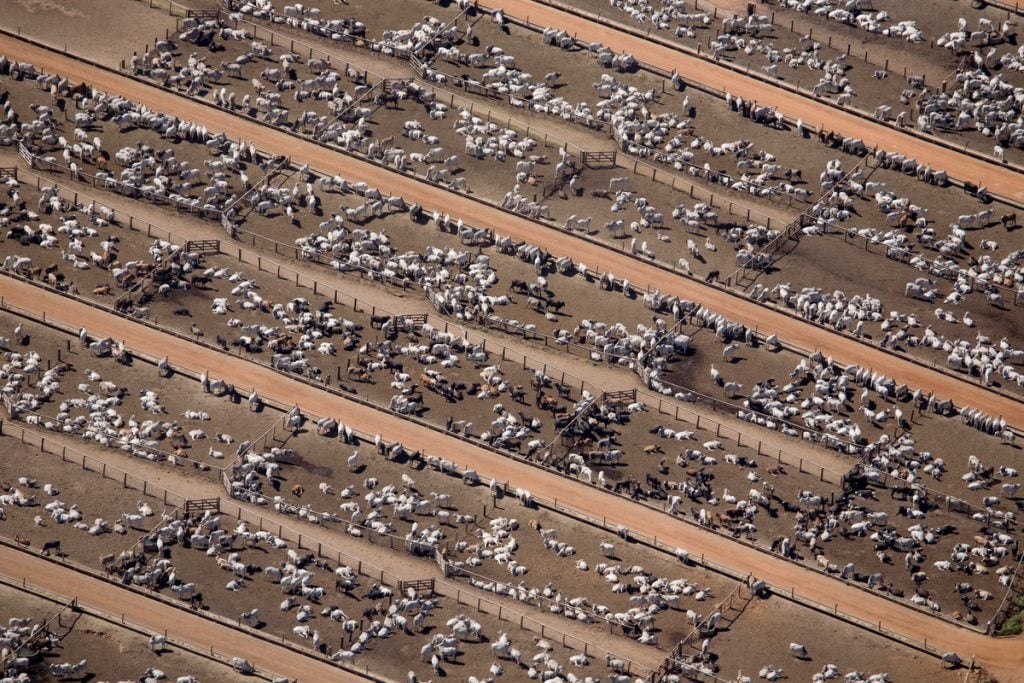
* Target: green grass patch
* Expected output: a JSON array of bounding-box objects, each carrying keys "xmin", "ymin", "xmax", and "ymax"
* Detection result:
[{"xmin": 996, "ymin": 595, "xmax": 1024, "ymax": 636}]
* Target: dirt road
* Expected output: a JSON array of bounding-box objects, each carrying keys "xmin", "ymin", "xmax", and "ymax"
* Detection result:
[
  {"xmin": 492, "ymin": 0, "xmax": 1024, "ymax": 204},
  {"xmin": 0, "ymin": 546, "xmax": 366, "ymax": 682},
  {"xmin": 8, "ymin": 425, "xmax": 662, "ymax": 669},
  {"xmin": 1, "ymin": 34, "xmax": 1020, "ymax": 429},
  {"xmin": 4, "ymin": 279, "xmax": 1022, "ymax": 680},
  {"xmin": 0, "ymin": 152, "xmax": 852, "ymax": 477}
]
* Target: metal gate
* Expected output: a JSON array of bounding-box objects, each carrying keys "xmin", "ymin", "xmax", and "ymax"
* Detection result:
[
  {"xmin": 184, "ymin": 498, "xmax": 221, "ymax": 516},
  {"xmin": 184, "ymin": 239, "xmax": 221, "ymax": 255},
  {"xmin": 398, "ymin": 578, "xmax": 435, "ymax": 597},
  {"xmin": 580, "ymin": 150, "xmax": 617, "ymax": 167}
]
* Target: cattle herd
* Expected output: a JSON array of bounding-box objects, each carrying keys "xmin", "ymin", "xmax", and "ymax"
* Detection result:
[{"xmin": 1, "ymin": 0, "xmax": 1024, "ymax": 681}]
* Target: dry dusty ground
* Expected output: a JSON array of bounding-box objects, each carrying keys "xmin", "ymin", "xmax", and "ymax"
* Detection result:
[
  {"xmin": 4, "ymin": 61, "xmax": 1019, "ymax": 561},
  {"xmin": 0, "ymin": 364, "xmax": 982, "ymax": 683},
  {"xmin": 565, "ymin": 0, "xmax": 1024, "ymax": 166},
  {"xmin": 0, "ymin": 2, "xmax": 1019, "ymax": 679},
  {"xmin": 0, "ymin": 580, "xmax": 255, "ymax": 683},
  {"xmin": 5, "ymin": 48, "xmax": 1019, "ymax": 407},
  {"xmin": 705, "ymin": 594, "xmax": 963, "ymax": 683},
  {"xmin": 2, "ymin": 95, "xmax": 1019, "ymax": 617},
  {"xmin": 97, "ymin": 11, "xmax": 1024, "ymax": 350},
  {"xmin": 0, "ymin": 423, "xmax": 637, "ymax": 682},
  {"xmin": 5, "ymin": 276, "xmax": 1019, "ymax": 678},
  {"xmin": 10, "ymin": 0, "xmax": 1023, "ymax": 312},
  {"xmin": 5, "ymin": 306, "xmax": 1020, "ymax": 630},
  {"xmin": 0, "ymin": 0, "xmax": 178, "ymax": 68}
]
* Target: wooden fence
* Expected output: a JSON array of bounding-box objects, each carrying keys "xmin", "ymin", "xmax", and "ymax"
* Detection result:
[
  {"xmin": 185, "ymin": 8, "xmax": 219, "ymax": 19},
  {"xmin": 0, "ymin": 588, "xmax": 77, "ymax": 672},
  {"xmin": 184, "ymin": 239, "xmax": 221, "ymax": 255},
  {"xmin": 183, "ymin": 497, "xmax": 221, "ymax": 516},
  {"xmin": 17, "ymin": 142, "xmax": 223, "ymax": 219},
  {"xmin": 580, "ymin": 150, "xmax": 617, "ymax": 168},
  {"xmin": 397, "ymin": 578, "xmax": 435, "ymax": 598},
  {"xmin": 0, "ymin": 293, "xmax": 978, "ymax": 653},
  {"xmin": 213, "ymin": 4, "xmax": 785, "ymax": 230}
]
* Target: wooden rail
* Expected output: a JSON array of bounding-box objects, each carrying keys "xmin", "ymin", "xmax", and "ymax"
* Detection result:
[
  {"xmin": 186, "ymin": 8, "xmax": 220, "ymax": 19},
  {"xmin": 184, "ymin": 498, "xmax": 221, "ymax": 516},
  {"xmin": 184, "ymin": 239, "xmax": 221, "ymax": 255},
  {"xmin": 580, "ymin": 150, "xmax": 617, "ymax": 168},
  {"xmin": 602, "ymin": 388, "xmax": 637, "ymax": 406},
  {"xmin": 398, "ymin": 578, "xmax": 435, "ymax": 597},
  {"xmin": 395, "ymin": 313, "xmax": 428, "ymax": 331}
]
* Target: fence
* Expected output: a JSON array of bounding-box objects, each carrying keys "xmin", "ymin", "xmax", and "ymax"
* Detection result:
[
  {"xmin": 0, "ymin": 584, "xmax": 77, "ymax": 672},
  {"xmin": 135, "ymin": 0, "xmax": 189, "ymax": 16},
  {"xmin": 0, "ymin": 546, "xmax": 295, "ymax": 682},
  {"xmin": 580, "ymin": 150, "xmax": 617, "ymax": 168},
  {"xmin": 17, "ymin": 143, "xmax": 223, "ymax": 219},
  {"xmin": 16, "ymin": 141, "xmax": 36, "ymax": 168},
  {"xmin": 29, "ymin": 2, "xmax": 1015, "ymax": 370},
  {"xmin": 4, "ymin": 15, "xmax": 987, "ymax": 663},
  {"xmin": 731, "ymin": 151, "xmax": 875, "ymax": 285},
  {"xmin": 648, "ymin": 580, "xmax": 751, "ymax": 683},
  {"xmin": 5, "ymin": 159, "xmax": 996, "ymax": 497},
  {"xmin": 15, "ymin": 246, "xmax": 992, "ymax": 540},
  {"xmin": 990, "ymin": 548, "xmax": 1024, "ymax": 635},
  {"xmin": 7, "ymin": 122, "xmax": 1015, "ymax": 604},
  {"xmin": 509, "ymin": 0, "xmax": 1024, "ymax": 209},
  {"xmin": 8, "ymin": 154, "xmax": 1018, "ymax": 494},
  {"xmin": 224, "ymin": 155, "xmax": 292, "ymax": 219},
  {"xmin": 184, "ymin": 239, "xmax": 221, "ymax": 255},
  {"xmin": 207, "ymin": 4, "xmax": 788, "ymax": 231},
  {"xmin": 184, "ymin": 497, "xmax": 221, "ymax": 516},
  {"xmin": 0, "ymin": 293, "xmax": 980, "ymax": 656},
  {"xmin": 0, "ymin": 420, "xmax": 190, "ymax": 509},
  {"xmin": 0, "ymin": 421, "xmax": 462, "ymax": 679},
  {"xmin": 831, "ymin": 228, "xmax": 1024, "ymax": 305},
  {"xmin": 984, "ymin": 0, "xmax": 1024, "ymax": 17},
  {"xmin": 220, "ymin": 448, "xmax": 647, "ymax": 672},
  {"xmin": 19, "ymin": 11, "xmax": 789, "ymax": 302},
  {"xmin": 214, "ymin": 471, "xmax": 652, "ymax": 674},
  {"xmin": 397, "ymin": 578, "xmax": 435, "ymax": 598},
  {"xmin": 186, "ymin": 7, "xmax": 219, "ymax": 19}
]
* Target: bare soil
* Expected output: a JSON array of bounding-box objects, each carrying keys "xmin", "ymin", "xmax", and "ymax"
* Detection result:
[
  {"xmin": 705, "ymin": 594, "xmax": 962, "ymax": 683},
  {"xmin": 0, "ymin": 581, "xmax": 253, "ymax": 683}
]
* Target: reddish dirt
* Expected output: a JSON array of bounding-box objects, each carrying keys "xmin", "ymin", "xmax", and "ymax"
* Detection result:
[
  {"xmin": 0, "ymin": 580, "xmax": 254, "ymax": 683},
  {"xmin": 1, "ymin": 35, "xmax": 1020, "ymax": 433},
  {"xmin": 5, "ymin": 279, "xmax": 1024, "ymax": 680},
  {"xmin": 488, "ymin": 0, "xmax": 1024, "ymax": 202},
  {"xmin": 0, "ymin": 546, "xmax": 366, "ymax": 681}
]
